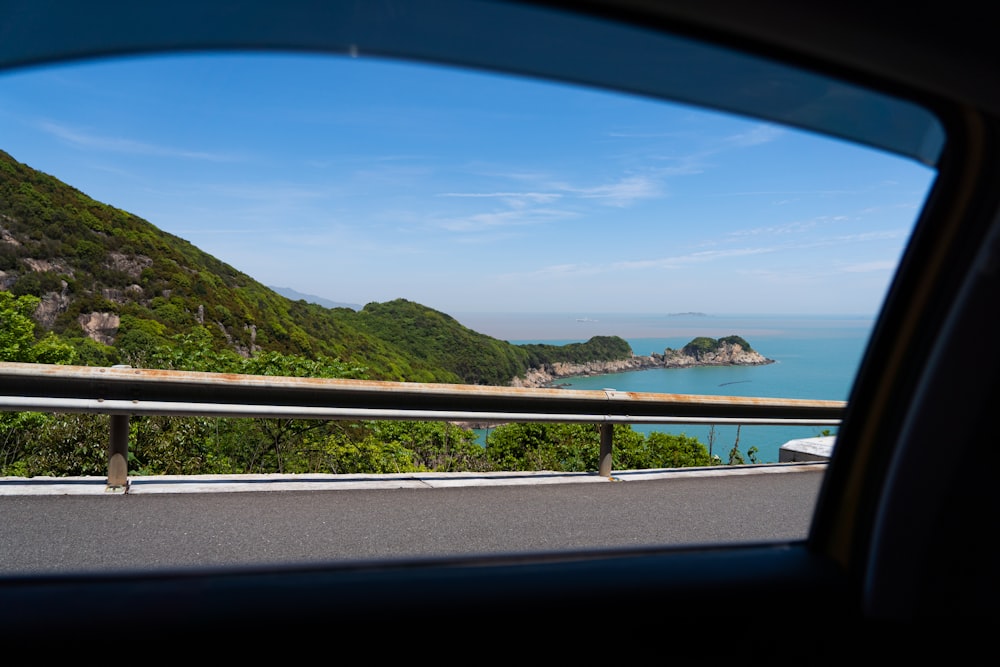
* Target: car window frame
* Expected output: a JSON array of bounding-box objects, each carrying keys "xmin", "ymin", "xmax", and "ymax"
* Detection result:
[{"xmin": 1, "ymin": 0, "xmax": 995, "ymax": 641}]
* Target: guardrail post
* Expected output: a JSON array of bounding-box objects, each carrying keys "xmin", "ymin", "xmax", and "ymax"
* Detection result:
[
  {"xmin": 598, "ymin": 423, "xmax": 613, "ymax": 477},
  {"xmin": 105, "ymin": 364, "xmax": 132, "ymax": 492},
  {"xmin": 107, "ymin": 414, "xmax": 130, "ymax": 491}
]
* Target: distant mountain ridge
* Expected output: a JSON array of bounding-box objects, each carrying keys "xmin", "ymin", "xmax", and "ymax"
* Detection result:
[{"xmin": 267, "ymin": 286, "xmax": 360, "ymax": 311}]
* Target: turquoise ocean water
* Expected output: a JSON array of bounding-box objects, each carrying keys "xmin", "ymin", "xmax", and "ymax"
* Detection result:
[{"xmin": 460, "ymin": 313, "xmax": 874, "ymax": 464}]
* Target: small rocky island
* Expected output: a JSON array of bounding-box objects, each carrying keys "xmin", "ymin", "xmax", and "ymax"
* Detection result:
[{"xmin": 510, "ymin": 335, "xmax": 774, "ymax": 388}]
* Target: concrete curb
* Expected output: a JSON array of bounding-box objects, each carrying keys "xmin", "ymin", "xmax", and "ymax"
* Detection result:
[{"xmin": 0, "ymin": 462, "xmax": 827, "ymax": 495}]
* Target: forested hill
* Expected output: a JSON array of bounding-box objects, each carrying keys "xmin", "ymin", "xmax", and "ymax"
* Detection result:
[{"xmin": 0, "ymin": 149, "xmax": 632, "ymax": 385}]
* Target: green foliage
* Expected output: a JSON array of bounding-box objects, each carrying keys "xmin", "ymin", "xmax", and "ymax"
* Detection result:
[
  {"xmin": 485, "ymin": 423, "xmax": 716, "ymax": 472},
  {"xmin": 10, "ymin": 270, "xmax": 65, "ymax": 297},
  {"xmin": 114, "ymin": 315, "xmax": 168, "ymax": 366},
  {"xmin": 0, "ymin": 291, "xmax": 76, "ymax": 364},
  {"xmin": 369, "ymin": 420, "xmax": 492, "ymax": 472},
  {"xmin": 12, "ymin": 414, "xmax": 110, "ymax": 477},
  {"xmin": 675, "ymin": 335, "xmax": 754, "ymax": 357},
  {"xmin": 64, "ymin": 337, "xmax": 121, "ymax": 366},
  {"xmin": 0, "ymin": 291, "xmax": 42, "ymax": 361},
  {"xmin": 683, "ymin": 337, "xmax": 719, "ymax": 356},
  {"xmin": 30, "ymin": 332, "xmax": 78, "ymax": 365},
  {"xmin": 313, "ymin": 433, "xmax": 423, "ymax": 474},
  {"xmin": 140, "ymin": 339, "xmax": 373, "ymax": 473},
  {"xmin": 352, "ymin": 300, "xmax": 636, "ymax": 385},
  {"xmin": 0, "ymin": 412, "xmax": 52, "ymax": 475},
  {"xmin": 354, "ymin": 299, "xmax": 529, "ymax": 385},
  {"xmin": 0, "ymin": 244, "xmax": 19, "ymax": 271},
  {"xmin": 235, "ymin": 349, "xmax": 366, "ymax": 380},
  {"xmin": 519, "ymin": 335, "xmax": 632, "ymax": 367},
  {"xmin": 718, "ymin": 335, "xmax": 753, "ymax": 351},
  {"xmin": 144, "ymin": 326, "xmax": 242, "ymax": 372},
  {"xmin": 485, "ymin": 423, "xmax": 602, "ymax": 472},
  {"xmin": 0, "ymin": 291, "xmax": 77, "ymax": 476},
  {"xmin": 617, "ymin": 430, "xmax": 715, "ymax": 469},
  {"xmin": 128, "ymin": 416, "xmax": 222, "ymax": 475},
  {"xmin": 724, "ymin": 426, "xmax": 759, "ymax": 465}
]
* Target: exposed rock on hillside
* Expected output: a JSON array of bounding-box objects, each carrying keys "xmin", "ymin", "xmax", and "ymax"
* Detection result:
[
  {"xmin": 660, "ymin": 338, "xmax": 771, "ymax": 367},
  {"xmin": 78, "ymin": 311, "xmax": 121, "ymax": 345}
]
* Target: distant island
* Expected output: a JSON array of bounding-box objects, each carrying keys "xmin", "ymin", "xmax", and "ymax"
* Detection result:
[
  {"xmin": 511, "ymin": 335, "xmax": 773, "ymax": 388},
  {"xmin": 667, "ymin": 311, "xmax": 708, "ymax": 317}
]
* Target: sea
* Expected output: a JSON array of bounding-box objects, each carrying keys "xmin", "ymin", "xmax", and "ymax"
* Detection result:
[{"xmin": 454, "ymin": 312, "xmax": 875, "ymax": 464}]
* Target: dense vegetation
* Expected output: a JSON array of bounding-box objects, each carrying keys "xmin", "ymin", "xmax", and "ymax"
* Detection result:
[
  {"xmin": 519, "ymin": 335, "xmax": 632, "ymax": 366},
  {"xmin": 677, "ymin": 335, "xmax": 755, "ymax": 356},
  {"xmin": 1, "ymin": 290, "xmax": 734, "ymax": 475},
  {"xmin": 0, "ymin": 149, "xmax": 767, "ymax": 476}
]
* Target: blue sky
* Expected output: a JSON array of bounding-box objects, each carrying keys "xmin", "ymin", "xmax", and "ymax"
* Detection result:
[{"xmin": 0, "ymin": 52, "xmax": 937, "ymax": 321}]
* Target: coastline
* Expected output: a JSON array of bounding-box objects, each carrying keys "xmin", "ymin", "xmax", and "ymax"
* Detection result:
[
  {"xmin": 509, "ymin": 343, "xmax": 775, "ymax": 389},
  {"xmin": 452, "ymin": 345, "xmax": 774, "ymax": 431}
]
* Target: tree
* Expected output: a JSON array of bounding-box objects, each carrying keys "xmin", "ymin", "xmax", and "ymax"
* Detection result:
[
  {"xmin": 485, "ymin": 422, "xmax": 604, "ymax": 472},
  {"xmin": 0, "ymin": 290, "xmax": 76, "ymax": 475},
  {"xmin": 0, "ymin": 290, "xmax": 75, "ymax": 364},
  {"xmin": 143, "ymin": 341, "xmax": 371, "ymax": 474},
  {"xmin": 641, "ymin": 431, "xmax": 714, "ymax": 468},
  {"xmin": 8, "ymin": 413, "xmax": 109, "ymax": 477},
  {"xmin": 369, "ymin": 420, "xmax": 490, "ymax": 472},
  {"xmin": 728, "ymin": 425, "xmax": 745, "ymax": 465},
  {"xmin": 310, "ymin": 431, "xmax": 423, "ymax": 474},
  {"xmin": 484, "ymin": 423, "xmax": 718, "ymax": 473}
]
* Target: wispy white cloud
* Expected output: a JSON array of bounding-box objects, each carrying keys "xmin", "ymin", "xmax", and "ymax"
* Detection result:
[
  {"xmin": 722, "ymin": 124, "xmax": 784, "ymax": 148},
  {"xmin": 496, "ymin": 174, "xmax": 662, "ymax": 208},
  {"xmin": 443, "ymin": 174, "xmax": 661, "ymax": 209},
  {"xmin": 649, "ymin": 161, "xmax": 707, "ymax": 177},
  {"xmin": 713, "ymin": 189, "xmax": 858, "ymax": 198},
  {"xmin": 527, "ymin": 263, "xmax": 592, "ymax": 277},
  {"xmin": 436, "ymin": 207, "xmax": 576, "ymax": 232},
  {"xmin": 597, "ymin": 123, "xmax": 784, "ymax": 189},
  {"xmin": 609, "ymin": 122, "xmax": 782, "ymax": 152},
  {"xmin": 504, "ymin": 246, "xmax": 776, "ymax": 281},
  {"xmin": 728, "ymin": 220, "xmax": 821, "ymax": 238},
  {"xmin": 727, "ymin": 216, "xmax": 906, "ymax": 244},
  {"xmin": 734, "ymin": 257, "xmax": 900, "ymax": 286},
  {"xmin": 822, "ymin": 230, "xmax": 908, "ymax": 243},
  {"xmin": 614, "ymin": 247, "xmax": 776, "ymax": 271},
  {"xmin": 439, "ymin": 191, "xmax": 563, "ymax": 205},
  {"xmin": 840, "ymin": 260, "xmax": 897, "ymax": 273},
  {"xmin": 724, "ymin": 229, "xmax": 906, "ymax": 256},
  {"xmin": 433, "ymin": 172, "xmax": 662, "ymax": 235},
  {"xmin": 607, "ymin": 130, "xmax": 691, "ymax": 139},
  {"xmin": 435, "ymin": 124, "xmax": 784, "ymax": 226},
  {"xmin": 36, "ymin": 120, "xmax": 241, "ymax": 161},
  {"xmin": 191, "ymin": 182, "xmax": 331, "ymax": 201},
  {"xmin": 572, "ymin": 175, "xmax": 662, "ymax": 205}
]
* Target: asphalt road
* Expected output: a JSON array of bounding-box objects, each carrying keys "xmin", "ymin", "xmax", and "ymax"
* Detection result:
[{"xmin": 0, "ymin": 464, "xmax": 826, "ymax": 576}]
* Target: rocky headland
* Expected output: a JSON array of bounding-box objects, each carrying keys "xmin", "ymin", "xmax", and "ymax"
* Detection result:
[{"xmin": 509, "ymin": 337, "xmax": 774, "ymax": 388}]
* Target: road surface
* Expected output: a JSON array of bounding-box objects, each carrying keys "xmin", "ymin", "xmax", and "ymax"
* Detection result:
[{"xmin": 0, "ymin": 464, "xmax": 826, "ymax": 575}]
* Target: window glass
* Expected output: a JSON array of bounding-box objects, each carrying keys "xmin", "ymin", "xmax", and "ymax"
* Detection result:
[{"xmin": 0, "ymin": 51, "xmax": 937, "ymax": 570}]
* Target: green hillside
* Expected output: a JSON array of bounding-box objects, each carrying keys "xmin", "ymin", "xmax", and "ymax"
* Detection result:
[{"xmin": 0, "ymin": 149, "xmax": 630, "ymax": 384}]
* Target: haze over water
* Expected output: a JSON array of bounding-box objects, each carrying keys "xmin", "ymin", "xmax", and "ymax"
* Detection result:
[{"xmin": 455, "ymin": 312, "xmax": 874, "ymax": 464}]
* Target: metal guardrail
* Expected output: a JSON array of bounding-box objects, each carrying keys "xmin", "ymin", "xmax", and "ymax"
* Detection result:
[{"xmin": 0, "ymin": 362, "xmax": 846, "ymax": 489}]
